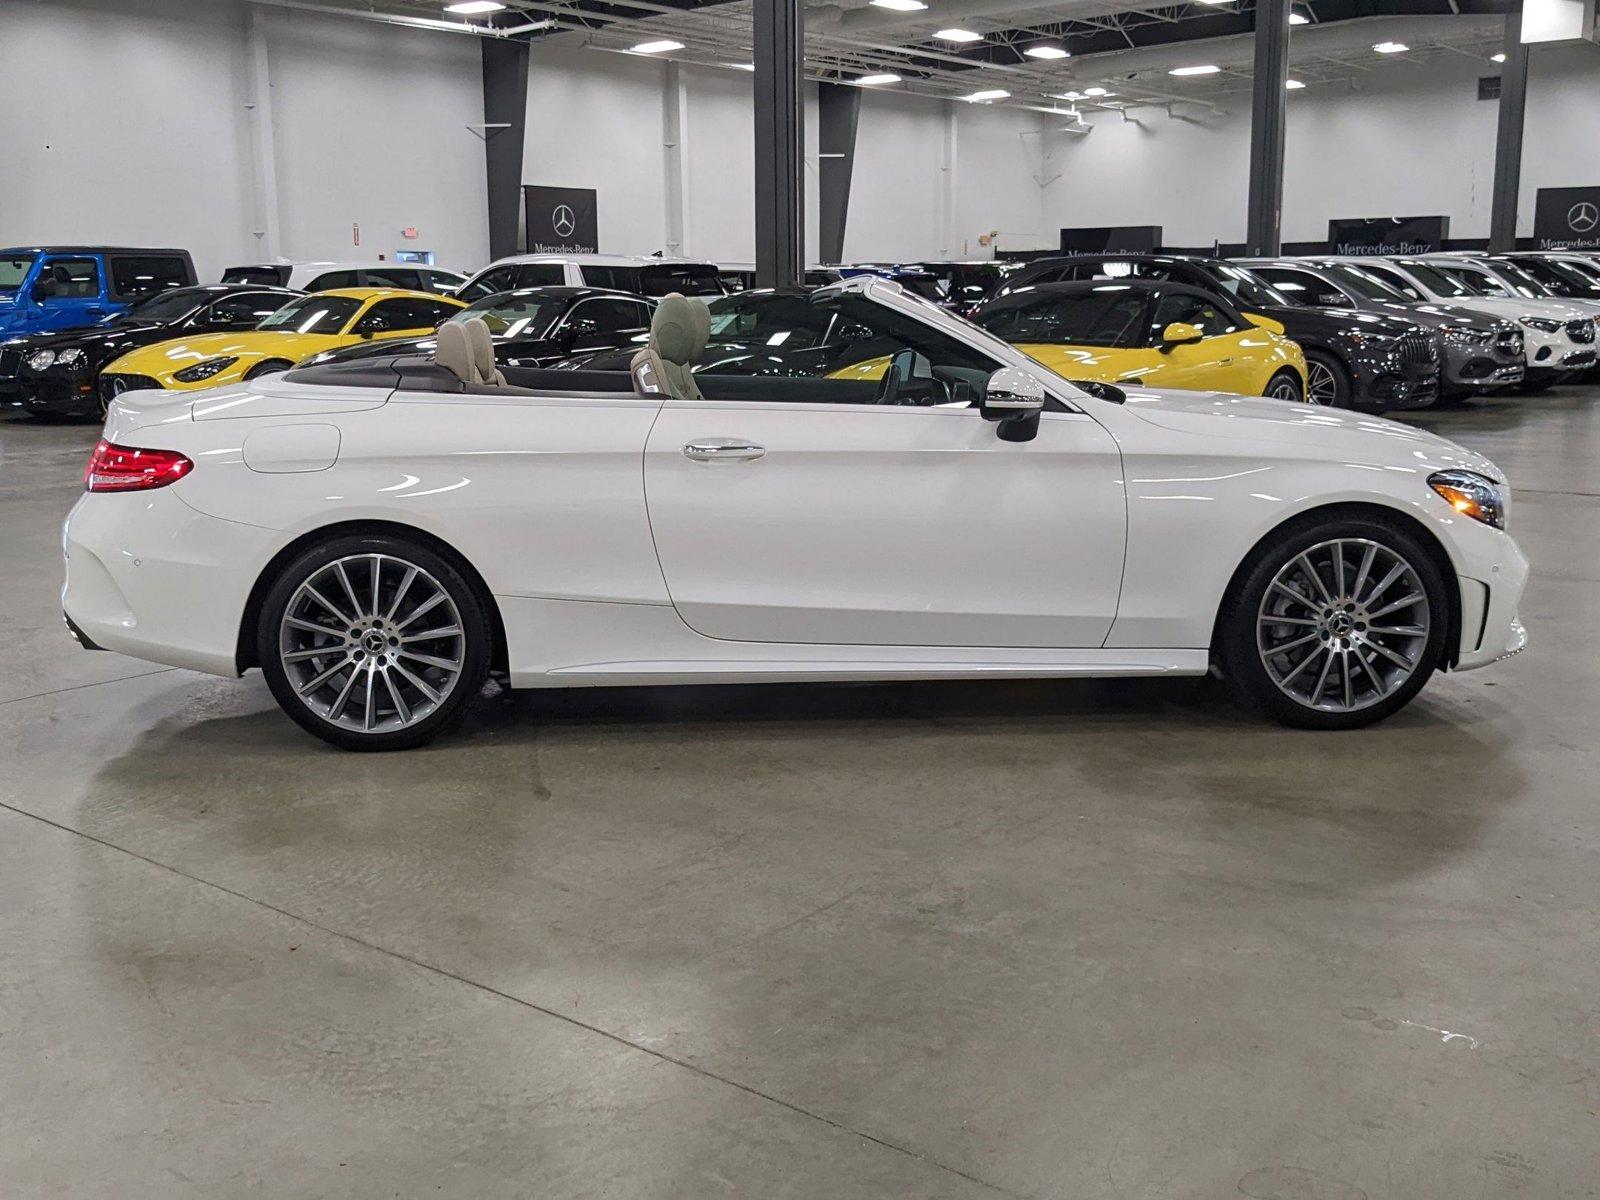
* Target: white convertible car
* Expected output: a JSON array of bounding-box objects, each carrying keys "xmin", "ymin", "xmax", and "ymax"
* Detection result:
[{"xmin": 63, "ymin": 278, "xmax": 1527, "ymax": 751}]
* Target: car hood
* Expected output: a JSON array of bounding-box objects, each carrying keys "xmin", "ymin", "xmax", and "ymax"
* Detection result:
[
  {"xmin": 107, "ymin": 330, "xmax": 335, "ymax": 377},
  {"xmin": 1435, "ymin": 296, "xmax": 1593, "ymax": 322},
  {"xmin": 1397, "ymin": 301, "xmax": 1511, "ymax": 329},
  {"xmin": 1115, "ymin": 386, "xmax": 1503, "ymax": 480}
]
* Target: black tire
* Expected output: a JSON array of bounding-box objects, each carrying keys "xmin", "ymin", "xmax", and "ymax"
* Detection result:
[
  {"xmin": 1303, "ymin": 351, "xmax": 1351, "ymax": 408},
  {"xmin": 1264, "ymin": 369, "xmax": 1304, "ymax": 404},
  {"xmin": 257, "ymin": 532, "xmax": 492, "ymax": 751},
  {"xmin": 244, "ymin": 359, "xmax": 294, "ymax": 381},
  {"xmin": 1216, "ymin": 514, "xmax": 1450, "ymax": 730}
]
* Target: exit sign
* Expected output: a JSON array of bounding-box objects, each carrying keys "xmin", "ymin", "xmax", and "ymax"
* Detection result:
[{"xmin": 402, "ymin": 226, "xmax": 419, "ymax": 239}]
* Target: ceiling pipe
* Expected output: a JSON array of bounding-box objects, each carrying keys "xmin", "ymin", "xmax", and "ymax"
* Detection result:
[
  {"xmin": 806, "ymin": 0, "xmax": 1135, "ymax": 33},
  {"xmin": 1056, "ymin": 13, "xmax": 1501, "ymax": 80}
]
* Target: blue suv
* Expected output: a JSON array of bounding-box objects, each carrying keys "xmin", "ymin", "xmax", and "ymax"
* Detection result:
[
  {"xmin": 2, "ymin": 246, "xmax": 197, "ymax": 403},
  {"xmin": 1, "ymin": 246, "xmax": 197, "ymax": 337}
]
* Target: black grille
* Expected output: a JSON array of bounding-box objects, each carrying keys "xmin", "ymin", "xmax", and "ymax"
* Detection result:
[
  {"xmin": 1401, "ymin": 332, "xmax": 1437, "ymax": 365},
  {"xmin": 0, "ymin": 348, "xmax": 19, "ymax": 379},
  {"xmin": 1566, "ymin": 319, "xmax": 1595, "ymax": 344},
  {"xmin": 98, "ymin": 373, "xmax": 162, "ymax": 406}
]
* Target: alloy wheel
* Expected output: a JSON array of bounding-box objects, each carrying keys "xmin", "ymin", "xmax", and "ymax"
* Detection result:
[
  {"xmin": 1267, "ymin": 374, "xmax": 1303, "ymax": 403},
  {"xmin": 1256, "ymin": 538, "xmax": 1430, "ymax": 713},
  {"xmin": 1305, "ymin": 360, "xmax": 1339, "ymax": 406},
  {"xmin": 277, "ymin": 553, "xmax": 466, "ymax": 734}
]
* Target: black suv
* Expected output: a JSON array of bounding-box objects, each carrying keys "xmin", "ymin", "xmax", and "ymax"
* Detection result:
[{"xmin": 993, "ymin": 254, "xmax": 1440, "ymax": 411}]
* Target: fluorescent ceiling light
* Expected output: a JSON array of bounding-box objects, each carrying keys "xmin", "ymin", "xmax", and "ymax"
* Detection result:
[
  {"xmin": 935, "ymin": 28, "xmax": 983, "ymax": 42},
  {"xmin": 1169, "ymin": 64, "xmax": 1221, "ymax": 76},
  {"xmin": 728, "ymin": 62, "xmax": 755, "ymax": 70},
  {"xmin": 1491, "ymin": 51, "xmax": 1506, "ymax": 63},
  {"xmin": 631, "ymin": 39, "xmax": 685, "ymax": 53},
  {"xmin": 1373, "ymin": 41, "xmax": 1409, "ymax": 54},
  {"xmin": 869, "ymin": 0, "xmax": 927, "ymax": 10},
  {"xmin": 1196, "ymin": 0, "xmax": 1232, "ymax": 5},
  {"xmin": 963, "ymin": 89, "xmax": 1010, "ymax": 102},
  {"xmin": 1054, "ymin": 90, "xmax": 1085, "ymax": 100},
  {"xmin": 1083, "ymin": 86, "xmax": 1110, "ymax": 96},
  {"xmin": 444, "ymin": 0, "xmax": 504, "ymax": 12},
  {"xmin": 1285, "ymin": 79, "xmax": 1305, "ymax": 89},
  {"xmin": 856, "ymin": 73, "xmax": 902, "ymax": 85},
  {"xmin": 1289, "ymin": 11, "xmax": 1309, "ymax": 23},
  {"xmin": 1025, "ymin": 45, "xmax": 1070, "ymax": 59}
]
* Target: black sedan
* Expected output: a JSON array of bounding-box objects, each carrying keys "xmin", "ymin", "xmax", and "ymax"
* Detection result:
[
  {"xmin": 304, "ymin": 287, "xmax": 655, "ymax": 370},
  {"xmin": 992, "ymin": 253, "xmax": 1441, "ymax": 412},
  {"xmin": 10, "ymin": 284, "xmax": 300, "ymax": 419}
]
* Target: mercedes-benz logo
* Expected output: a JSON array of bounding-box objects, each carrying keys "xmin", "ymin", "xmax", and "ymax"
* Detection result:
[
  {"xmin": 110, "ymin": 376, "xmax": 129, "ymax": 396},
  {"xmin": 551, "ymin": 204, "xmax": 576, "ymax": 238},
  {"xmin": 1567, "ymin": 201, "xmax": 1598, "ymax": 233}
]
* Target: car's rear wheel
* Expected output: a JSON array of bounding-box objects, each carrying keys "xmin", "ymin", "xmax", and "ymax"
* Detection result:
[
  {"xmin": 257, "ymin": 534, "xmax": 491, "ymax": 750},
  {"xmin": 1303, "ymin": 352, "xmax": 1349, "ymax": 407},
  {"xmin": 1217, "ymin": 516, "xmax": 1449, "ymax": 729},
  {"xmin": 1264, "ymin": 369, "xmax": 1304, "ymax": 404},
  {"xmin": 244, "ymin": 359, "xmax": 294, "ymax": 381}
]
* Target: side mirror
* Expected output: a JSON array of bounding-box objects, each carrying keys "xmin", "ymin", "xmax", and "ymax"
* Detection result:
[
  {"xmin": 980, "ymin": 365, "xmax": 1046, "ymax": 442},
  {"xmin": 1160, "ymin": 321, "xmax": 1204, "ymax": 349},
  {"xmin": 1316, "ymin": 292, "xmax": 1353, "ymax": 309},
  {"xmin": 31, "ymin": 280, "xmax": 55, "ymax": 304}
]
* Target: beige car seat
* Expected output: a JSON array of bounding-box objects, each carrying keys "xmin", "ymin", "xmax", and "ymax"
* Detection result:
[
  {"xmin": 434, "ymin": 318, "xmax": 506, "ymax": 387},
  {"xmin": 630, "ymin": 293, "xmax": 710, "ymax": 401}
]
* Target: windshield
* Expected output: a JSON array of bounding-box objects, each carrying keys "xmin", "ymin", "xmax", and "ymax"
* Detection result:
[
  {"xmin": 707, "ymin": 290, "xmax": 837, "ymax": 349},
  {"xmin": 452, "ymin": 293, "xmax": 565, "ymax": 339},
  {"xmin": 1199, "ymin": 262, "xmax": 1292, "ymax": 309},
  {"xmin": 1394, "ymin": 260, "xmax": 1476, "ymax": 298},
  {"xmin": 1324, "ymin": 263, "xmax": 1411, "ymax": 302},
  {"xmin": 976, "ymin": 286, "xmax": 1147, "ymax": 348},
  {"xmin": 1513, "ymin": 257, "xmax": 1599, "ymax": 295},
  {"xmin": 123, "ymin": 288, "xmax": 208, "ymax": 323},
  {"xmin": 1488, "ymin": 260, "xmax": 1553, "ymax": 298},
  {"xmin": 639, "ymin": 265, "xmax": 725, "ymax": 297},
  {"xmin": 256, "ymin": 294, "xmax": 361, "ymax": 334},
  {"xmin": 0, "ymin": 254, "xmax": 35, "ymax": 293}
]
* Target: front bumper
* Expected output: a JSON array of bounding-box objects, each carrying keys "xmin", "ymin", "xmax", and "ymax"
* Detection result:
[
  {"xmin": 1452, "ymin": 526, "xmax": 1530, "ymax": 672},
  {"xmin": 1441, "ymin": 341, "xmax": 1525, "ymax": 391},
  {"xmin": 62, "ymin": 488, "xmax": 276, "ymax": 678},
  {"xmin": 18, "ymin": 372, "xmax": 101, "ymax": 417}
]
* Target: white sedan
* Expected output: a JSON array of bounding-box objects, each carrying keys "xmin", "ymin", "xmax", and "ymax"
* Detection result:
[{"xmin": 62, "ymin": 278, "xmax": 1528, "ymax": 750}]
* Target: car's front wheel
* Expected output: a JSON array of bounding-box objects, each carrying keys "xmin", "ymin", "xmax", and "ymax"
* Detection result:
[
  {"xmin": 257, "ymin": 533, "xmax": 491, "ymax": 750},
  {"xmin": 1217, "ymin": 516, "xmax": 1449, "ymax": 729}
]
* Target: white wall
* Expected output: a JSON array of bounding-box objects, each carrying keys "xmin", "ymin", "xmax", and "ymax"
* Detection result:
[
  {"xmin": 0, "ymin": 0, "xmax": 490, "ymax": 279},
  {"xmin": 1042, "ymin": 40, "xmax": 1600, "ymax": 247},
  {"xmin": 524, "ymin": 45, "xmax": 1049, "ymax": 264}
]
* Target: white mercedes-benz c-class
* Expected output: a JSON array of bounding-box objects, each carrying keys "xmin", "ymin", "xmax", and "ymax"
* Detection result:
[{"xmin": 62, "ymin": 277, "xmax": 1527, "ymax": 750}]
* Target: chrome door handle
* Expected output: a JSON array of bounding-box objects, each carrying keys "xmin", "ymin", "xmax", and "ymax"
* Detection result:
[{"xmin": 683, "ymin": 439, "xmax": 766, "ymax": 462}]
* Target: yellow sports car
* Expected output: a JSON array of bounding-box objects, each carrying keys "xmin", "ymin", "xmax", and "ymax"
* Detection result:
[
  {"xmin": 969, "ymin": 279, "xmax": 1307, "ymax": 401},
  {"xmin": 100, "ymin": 288, "xmax": 467, "ymax": 393}
]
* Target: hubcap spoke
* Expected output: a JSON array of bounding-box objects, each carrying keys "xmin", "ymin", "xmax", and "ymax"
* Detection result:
[
  {"xmin": 1256, "ymin": 538, "xmax": 1430, "ymax": 713},
  {"xmin": 280, "ymin": 554, "xmax": 465, "ymax": 734}
]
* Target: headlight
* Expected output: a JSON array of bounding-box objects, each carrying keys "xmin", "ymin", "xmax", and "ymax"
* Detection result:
[
  {"xmin": 1439, "ymin": 324, "xmax": 1491, "ymax": 345},
  {"xmin": 26, "ymin": 349, "xmax": 56, "ymax": 371},
  {"xmin": 1521, "ymin": 316, "xmax": 1562, "ymax": 333},
  {"xmin": 56, "ymin": 347, "xmax": 86, "ymax": 369},
  {"xmin": 173, "ymin": 356, "xmax": 239, "ymax": 383},
  {"xmin": 1429, "ymin": 470, "xmax": 1505, "ymax": 529}
]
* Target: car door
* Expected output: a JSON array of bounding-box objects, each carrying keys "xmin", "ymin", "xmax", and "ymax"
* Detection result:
[
  {"xmin": 643, "ymin": 383, "xmax": 1127, "ymax": 649},
  {"xmin": 1135, "ymin": 289, "xmax": 1257, "ymax": 392},
  {"xmin": 33, "ymin": 255, "xmax": 108, "ymax": 332}
]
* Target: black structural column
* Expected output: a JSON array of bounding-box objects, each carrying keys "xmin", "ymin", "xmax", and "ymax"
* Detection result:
[
  {"xmin": 482, "ymin": 37, "xmax": 530, "ymax": 261},
  {"xmin": 1245, "ymin": 0, "xmax": 1291, "ymax": 256},
  {"xmin": 754, "ymin": 0, "xmax": 804, "ymax": 287},
  {"xmin": 1490, "ymin": 10, "xmax": 1529, "ymax": 252},
  {"xmin": 817, "ymin": 82, "xmax": 860, "ymax": 265}
]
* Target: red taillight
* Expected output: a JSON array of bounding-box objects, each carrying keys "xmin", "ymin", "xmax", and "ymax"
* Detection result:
[{"xmin": 84, "ymin": 439, "xmax": 194, "ymax": 493}]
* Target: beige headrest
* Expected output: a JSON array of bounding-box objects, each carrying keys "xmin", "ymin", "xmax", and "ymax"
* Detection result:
[
  {"xmin": 435, "ymin": 321, "xmax": 473, "ymax": 384},
  {"xmin": 651, "ymin": 294, "xmax": 710, "ymax": 365},
  {"xmin": 465, "ymin": 318, "xmax": 500, "ymax": 383}
]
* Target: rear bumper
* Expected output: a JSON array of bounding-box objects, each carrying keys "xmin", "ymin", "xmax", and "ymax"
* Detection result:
[{"xmin": 61, "ymin": 488, "xmax": 274, "ymax": 677}]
